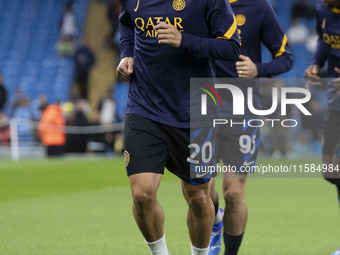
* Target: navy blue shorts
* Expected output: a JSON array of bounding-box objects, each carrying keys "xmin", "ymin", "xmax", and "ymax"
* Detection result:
[
  {"xmin": 124, "ymin": 114, "xmax": 215, "ymax": 184},
  {"xmin": 215, "ymin": 120, "xmax": 261, "ymax": 174}
]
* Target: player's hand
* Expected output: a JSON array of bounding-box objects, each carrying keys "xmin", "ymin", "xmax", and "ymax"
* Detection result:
[
  {"xmin": 116, "ymin": 57, "xmax": 134, "ymax": 81},
  {"xmin": 304, "ymin": 65, "xmax": 321, "ymax": 79},
  {"xmin": 304, "ymin": 65, "xmax": 321, "ymax": 89},
  {"xmin": 154, "ymin": 21, "xmax": 182, "ymax": 48},
  {"xmin": 334, "ymin": 67, "xmax": 340, "ymax": 94},
  {"xmin": 235, "ymin": 55, "xmax": 258, "ymax": 78}
]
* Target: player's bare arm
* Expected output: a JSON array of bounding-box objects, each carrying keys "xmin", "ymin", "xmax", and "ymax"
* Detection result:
[
  {"xmin": 235, "ymin": 55, "xmax": 258, "ymax": 78},
  {"xmin": 116, "ymin": 57, "xmax": 134, "ymax": 81},
  {"xmin": 154, "ymin": 21, "xmax": 182, "ymax": 48}
]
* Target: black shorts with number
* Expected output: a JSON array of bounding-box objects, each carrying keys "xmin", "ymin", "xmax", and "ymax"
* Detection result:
[
  {"xmin": 124, "ymin": 114, "xmax": 215, "ymax": 185},
  {"xmin": 322, "ymin": 110, "xmax": 340, "ymax": 156},
  {"xmin": 215, "ymin": 120, "xmax": 261, "ymax": 173}
]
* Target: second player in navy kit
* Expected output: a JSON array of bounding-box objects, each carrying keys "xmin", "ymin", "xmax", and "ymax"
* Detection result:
[
  {"xmin": 304, "ymin": 2, "xmax": 340, "ymax": 253},
  {"xmin": 116, "ymin": 0, "xmax": 241, "ymax": 254},
  {"xmin": 208, "ymin": 0, "xmax": 293, "ymax": 254},
  {"xmin": 305, "ymin": 0, "xmax": 340, "ymax": 195}
]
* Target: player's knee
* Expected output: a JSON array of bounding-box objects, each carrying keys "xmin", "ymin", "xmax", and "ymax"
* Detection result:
[
  {"xmin": 131, "ymin": 186, "xmax": 157, "ymax": 208},
  {"xmin": 223, "ymin": 188, "xmax": 244, "ymax": 211},
  {"xmin": 186, "ymin": 190, "xmax": 211, "ymax": 217}
]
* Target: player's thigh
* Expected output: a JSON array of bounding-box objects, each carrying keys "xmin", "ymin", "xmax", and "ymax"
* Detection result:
[
  {"xmin": 222, "ymin": 174, "xmax": 247, "ymax": 193},
  {"xmin": 124, "ymin": 114, "xmax": 168, "ymax": 176},
  {"xmin": 129, "ymin": 172, "xmax": 162, "ymax": 202}
]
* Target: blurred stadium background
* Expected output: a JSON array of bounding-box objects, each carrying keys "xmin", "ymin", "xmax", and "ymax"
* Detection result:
[{"xmin": 0, "ymin": 0, "xmax": 339, "ymax": 255}]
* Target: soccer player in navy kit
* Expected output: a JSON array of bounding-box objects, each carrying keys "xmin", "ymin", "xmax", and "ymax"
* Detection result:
[
  {"xmin": 304, "ymin": 1, "xmax": 340, "ymax": 254},
  {"xmin": 208, "ymin": 1, "xmax": 293, "ymax": 254},
  {"xmin": 116, "ymin": 0, "xmax": 240, "ymax": 254}
]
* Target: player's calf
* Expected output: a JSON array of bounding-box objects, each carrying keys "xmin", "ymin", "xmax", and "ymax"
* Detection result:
[
  {"xmin": 181, "ymin": 180, "xmax": 214, "ymax": 251},
  {"xmin": 222, "ymin": 177, "xmax": 247, "ymax": 255},
  {"xmin": 129, "ymin": 173, "xmax": 165, "ymax": 243}
]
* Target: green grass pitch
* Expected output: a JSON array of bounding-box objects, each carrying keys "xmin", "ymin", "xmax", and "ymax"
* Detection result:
[{"xmin": 0, "ymin": 158, "xmax": 339, "ymax": 255}]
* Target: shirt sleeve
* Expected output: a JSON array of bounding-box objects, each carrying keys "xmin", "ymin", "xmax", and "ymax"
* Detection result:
[
  {"xmin": 311, "ymin": 5, "xmax": 330, "ymax": 67},
  {"xmin": 255, "ymin": 1, "xmax": 294, "ymax": 77},
  {"xmin": 179, "ymin": 0, "xmax": 240, "ymax": 61},
  {"xmin": 118, "ymin": 3, "xmax": 135, "ymax": 59}
]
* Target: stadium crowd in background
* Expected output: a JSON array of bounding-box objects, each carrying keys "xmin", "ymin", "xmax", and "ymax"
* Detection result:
[
  {"xmin": 0, "ymin": 87, "xmax": 124, "ymax": 156},
  {"xmin": 56, "ymin": 3, "xmax": 97, "ymax": 104},
  {"xmin": 74, "ymin": 39, "xmax": 96, "ymax": 100}
]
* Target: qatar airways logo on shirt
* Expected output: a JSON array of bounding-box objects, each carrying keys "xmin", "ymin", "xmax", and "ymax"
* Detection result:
[
  {"xmin": 322, "ymin": 33, "xmax": 340, "ymax": 49},
  {"xmin": 200, "ymin": 84, "xmax": 312, "ymax": 128},
  {"xmin": 134, "ymin": 17, "xmax": 184, "ymax": 37}
]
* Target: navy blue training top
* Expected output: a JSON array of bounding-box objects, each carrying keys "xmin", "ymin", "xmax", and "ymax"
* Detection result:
[
  {"xmin": 119, "ymin": 0, "xmax": 240, "ymax": 128},
  {"xmin": 312, "ymin": 0, "xmax": 340, "ymax": 111},
  {"xmin": 215, "ymin": 0, "xmax": 294, "ymax": 118}
]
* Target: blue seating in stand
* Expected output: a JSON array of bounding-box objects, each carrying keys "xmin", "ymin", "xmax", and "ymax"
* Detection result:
[{"xmin": 0, "ymin": 0, "xmax": 89, "ymax": 142}]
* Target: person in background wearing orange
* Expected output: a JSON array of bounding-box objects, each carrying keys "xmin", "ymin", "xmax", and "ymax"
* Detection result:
[{"xmin": 39, "ymin": 101, "xmax": 66, "ymax": 157}]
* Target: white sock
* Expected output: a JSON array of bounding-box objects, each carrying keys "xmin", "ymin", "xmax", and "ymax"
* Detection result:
[
  {"xmin": 214, "ymin": 207, "xmax": 223, "ymax": 224},
  {"xmin": 191, "ymin": 243, "xmax": 209, "ymax": 255},
  {"xmin": 145, "ymin": 234, "xmax": 169, "ymax": 255}
]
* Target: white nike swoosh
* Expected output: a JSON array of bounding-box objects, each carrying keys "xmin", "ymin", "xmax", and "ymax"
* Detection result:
[
  {"xmin": 195, "ymin": 171, "xmax": 210, "ymax": 178},
  {"xmin": 243, "ymin": 160, "xmax": 255, "ymax": 166}
]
